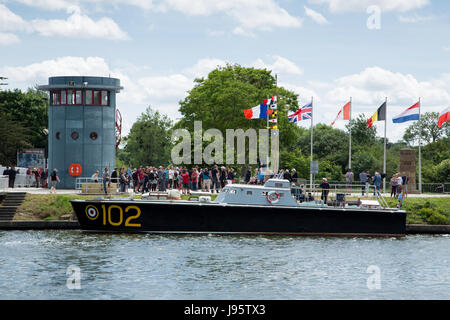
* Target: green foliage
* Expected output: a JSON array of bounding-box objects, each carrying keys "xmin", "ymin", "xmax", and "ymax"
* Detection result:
[
  {"xmin": 384, "ymin": 197, "xmax": 450, "ymax": 225},
  {"xmin": 124, "ymin": 106, "xmax": 173, "ymax": 167},
  {"xmin": 0, "ymin": 113, "xmax": 32, "ymax": 165},
  {"xmin": 175, "ymin": 64, "xmax": 303, "ymax": 166},
  {"xmin": 403, "ymin": 112, "xmax": 449, "ymax": 145},
  {"xmin": 0, "ymin": 88, "xmax": 48, "ymax": 148},
  {"xmin": 279, "ymin": 149, "xmax": 309, "ymax": 178},
  {"xmin": 0, "ymin": 88, "xmax": 48, "ymax": 165}
]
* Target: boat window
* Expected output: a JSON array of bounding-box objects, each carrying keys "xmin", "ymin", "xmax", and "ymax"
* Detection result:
[
  {"xmin": 279, "ymin": 193, "xmax": 284, "ymax": 198},
  {"xmin": 275, "ymin": 183, "xmax": 283, "ymax": 188},
  {"xmin": 229, "ymin": 189, "xmax": 236, "ymax": 194},
  {"xmin": 246, "ymin": 191, "xmax": 252, "ymax": 196}
]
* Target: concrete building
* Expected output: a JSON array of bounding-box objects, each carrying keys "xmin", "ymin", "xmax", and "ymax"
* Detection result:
[{"xmin": 39, "ymin": 76, "xmax": 122, "ymax": 189}]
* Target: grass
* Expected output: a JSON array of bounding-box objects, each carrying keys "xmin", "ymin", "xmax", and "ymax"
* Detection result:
[{"xmin": 10, "ymin": 193, "xmax": 450, "ymax": 225}]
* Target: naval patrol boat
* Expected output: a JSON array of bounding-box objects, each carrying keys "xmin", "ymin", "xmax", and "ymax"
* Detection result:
[{"xmin": 70, "ymin": 179, "xmax": 406, "ymax": 236}]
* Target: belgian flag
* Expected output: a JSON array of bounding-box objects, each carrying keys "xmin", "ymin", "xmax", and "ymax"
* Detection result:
[{"xmin": 366, "ymin": 102, "xmax": 386, "ymax": 129}]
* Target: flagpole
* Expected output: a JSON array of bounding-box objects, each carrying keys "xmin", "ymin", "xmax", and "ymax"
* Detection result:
[
  {"xmin": 274, "ymin": 74, "xmax": 279, "ymax": 175},
  {"xmin": 310, "ymin": 96, "xmax": 314, "ymax": 191},
  {"xmin": 419, "ymin": 97, "xmax": 422, "ymax": 193},
  {"xmin": 349, "ymin": 97, "xmax": 352, "ymax": 170},
  {"xmin": 383, "ymin": 97, "xmax": 387, "ymax": 194}
]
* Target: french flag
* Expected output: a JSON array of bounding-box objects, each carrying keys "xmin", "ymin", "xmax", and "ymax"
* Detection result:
[
  {"xmin": 392, "ymin": 102, "xmax": 420, "ymax": 123},
  {"xmin": 243, "ymin": 97, "xmax": 275, "ymax": 119}
]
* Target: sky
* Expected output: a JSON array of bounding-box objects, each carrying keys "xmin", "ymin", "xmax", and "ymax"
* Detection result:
[{"xmin": 1, "ymin": 0, "xmax": 449, "ymax": 143}]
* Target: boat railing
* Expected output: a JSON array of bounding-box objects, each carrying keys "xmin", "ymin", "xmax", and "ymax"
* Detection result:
[{"xmin": 292, "ymin": 184, "xmax": 391, "ymax": 209}]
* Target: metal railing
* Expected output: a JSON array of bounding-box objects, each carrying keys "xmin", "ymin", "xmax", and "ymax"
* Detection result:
[
  {"xmin": 0, "ymin": 176, "xmax": 8, "ymax": 192},
  {"xmin": 292, "ymin": 183, "xmax": 390, "ymax": 208},
  {"xmin": 75, "ymin": 177, "xmax": 122, "ymax": 194}
]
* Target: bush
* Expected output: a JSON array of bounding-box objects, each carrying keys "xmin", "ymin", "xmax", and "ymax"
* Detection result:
[{"xmin": 418, "ymin": 208, "xmax": 448, "ymax": 225}]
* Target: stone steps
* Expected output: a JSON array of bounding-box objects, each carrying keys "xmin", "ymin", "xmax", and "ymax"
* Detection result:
[{"xmin": 0, "ymin": 193, "xmax": 27, "ymax": 221}]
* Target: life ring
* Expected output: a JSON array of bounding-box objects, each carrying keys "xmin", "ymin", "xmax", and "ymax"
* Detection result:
[{"xmin": 267, "ymin": 191, "xmax": 280, "ymax": 204}]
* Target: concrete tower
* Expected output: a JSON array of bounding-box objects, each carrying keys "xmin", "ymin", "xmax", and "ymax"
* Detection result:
[{"xmin": 39, "ymin": 76, "xmax": 123, "ymax": 189}]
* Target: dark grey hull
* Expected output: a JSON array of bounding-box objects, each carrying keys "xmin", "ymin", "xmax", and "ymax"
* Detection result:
[{"xmin": 71, "ymin": 200, "xmax": 406, "ymax": 237}]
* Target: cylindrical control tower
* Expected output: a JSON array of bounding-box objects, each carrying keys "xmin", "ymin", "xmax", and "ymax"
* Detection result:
[{"xmin": 39, "ymin": 76, "xmax": 123, "ymax": 189}]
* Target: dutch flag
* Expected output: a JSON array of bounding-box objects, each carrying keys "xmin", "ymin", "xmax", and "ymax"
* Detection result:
[{"xmin": 392, "ymin": 102, "xmax": 420, "ymax": 123}]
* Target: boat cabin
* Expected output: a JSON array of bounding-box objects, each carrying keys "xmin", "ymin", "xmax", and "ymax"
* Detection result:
[{"xmin": 213, "ymin": 179, "xmax": 299, "ymax": 206}]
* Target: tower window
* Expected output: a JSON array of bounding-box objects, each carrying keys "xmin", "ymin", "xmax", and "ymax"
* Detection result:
[
  {"xmin": 71, "ymin": 131, "xmax": 79, "ymax": 140},
  {"xmin": 89, "ymin": 132, "xmax": 98, "ymax": 140}
]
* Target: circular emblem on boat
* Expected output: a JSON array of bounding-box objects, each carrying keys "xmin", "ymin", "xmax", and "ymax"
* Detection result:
[
  {"xmin": 85, "ymin": 205, "xmax": 99, "ymax": 220},
  {"xmin": 267, "ymin": 191, "xmax": 280, "ymax": 204}
]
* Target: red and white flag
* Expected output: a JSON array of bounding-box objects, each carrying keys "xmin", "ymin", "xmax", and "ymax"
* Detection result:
[
  {"xmin": 331, "ymin": 101, "xmax": 351, "ymax": 126},
  {"xmin": 437, "ymin": 107, "xmax": 450, "ymax": 127}
]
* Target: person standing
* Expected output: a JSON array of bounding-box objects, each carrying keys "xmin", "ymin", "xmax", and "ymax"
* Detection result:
[
  {"xmin": 291, "ymin": 169, "xmax": 298, "ymax": 186},
  {"xmin": 102, "ymin": 168, "xmax": 110, "ymax": 195},
  {"xmin": 390, "ymin": 174, "xmax": 398, "ymax": 198},
  {"xmin": 320, "ymin": 178, "xmax": 330, "ymax": 204},
  {"xmin": 201, "ymin": 168, "xmax": 211, "ymax": 192},
  {"xmin": 345, "ymin": 169, "xmax": 353, "ymax": 195},
  {"xmin": 226, "ymin": 168, "xmax": 235, "ymax": 185},
  {"xmin": 40, "ymin": 168, "xmax": 48, "ymax": 189},
  {"xmin": 359, "ymin": 170, "xmax": 367, "ymax": 196},
  {"xmin": 50, "ymin": 169, "xmax": 60, "ymax": 193},
  {"xmin": 211, "ymin": 165, "xmax": 219, "ymax": 193},
  {"xmin": 401, "ymin": 173, "xmax": 409, "ymax": 198},
  {"xmin": 33, "ymin": 168, "xmax": 40, "ymax": 188},
  {"xmin": 8, "ymin": 166, "xmax": 17, "ymax": 188},
  {"xmin": 111, "ymin": 168, "xmax": 118, "ymax": 191},
  {"xmin": 220, "ymin": 167, "xmax": 226, "ymax": 188},
  {"xmin": 181, "ymin": 170, "xmax": 190, "ymax": 195},
  {"xmin": 373, "ymin": 171, "xmax": 382, "ymax": 196},
  {"xmin": 191, "ymin": 168, "xmax": 198, "ymax": 191}
]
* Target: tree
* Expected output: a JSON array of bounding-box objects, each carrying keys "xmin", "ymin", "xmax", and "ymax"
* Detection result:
[
  {"xmin": 346, "ymin": 114, "xmax": 377, "ymax": 147},
  {"xmin": 0, "ymin": 113, "xmax": 32, "ymax": 165},
  {"xmin": 176, "ymin": 64, "xmax": 302, "ymax": 167},
  {"xmin": 0, "ymin": 88, "xmax": 48, "ymax": 150},
  {"xmin": 123, "ymin": 106, "xmax": 173, "ymax": 167},
  {"xmin": 403, "ymin": 112, "xmax": 450, "ymax": 145}
]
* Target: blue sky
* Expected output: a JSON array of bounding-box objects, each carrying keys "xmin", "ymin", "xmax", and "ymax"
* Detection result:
[{"xmin": 1, "ymin": 0, "xmax": 449, "ymax": 142}]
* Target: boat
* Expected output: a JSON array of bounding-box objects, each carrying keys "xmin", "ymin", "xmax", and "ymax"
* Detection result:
[{"xmin": 70, "ymin": 179, "xmax": 406, "ymax": 237}]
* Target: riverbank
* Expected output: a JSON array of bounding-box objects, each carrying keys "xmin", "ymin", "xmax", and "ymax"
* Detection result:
[{"xmin": 2, "ymin": 192, "xmax": 450, "ymax": 225}]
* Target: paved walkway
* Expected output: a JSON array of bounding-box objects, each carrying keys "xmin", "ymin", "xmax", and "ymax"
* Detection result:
[{"xmin": 1, "ymin": 187, "xmax": 449, "ymax": 198}]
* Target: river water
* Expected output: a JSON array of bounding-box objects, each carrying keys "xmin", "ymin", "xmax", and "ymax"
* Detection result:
[{"xmin": 0, "ymin": 231, "xmax": 448, "ymax": 300}]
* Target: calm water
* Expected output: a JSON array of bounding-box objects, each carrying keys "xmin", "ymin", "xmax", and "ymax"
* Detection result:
[{"xmin": 0, "ymin": 231, "xmax": 448, "ymax": 300}]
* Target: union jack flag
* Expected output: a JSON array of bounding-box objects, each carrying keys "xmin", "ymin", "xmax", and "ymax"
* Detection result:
[{"xmin": 288, "ymin": 102, "xmax": 313, "ymax": 123}]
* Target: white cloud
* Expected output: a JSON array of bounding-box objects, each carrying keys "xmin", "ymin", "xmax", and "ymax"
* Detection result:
[
  {"xmin": 304, "ymin": 6, "xmax": 329, "ymax": 25},
  {"xmin": 184, "ymin": 58, "xmax": 227, "ymax": 78},
  {"xmin": 31, "ymin": 6, "xmax": 130, "ymax": 40},
  {"xmin": 0, "ymin": 4, "xmax": 31, "ymax": 32},
  {"xmin": 327, "ymin": 66, "xmax": 450, "ymax": 107},
  {"xmin": 398, "ymin": 13, "xmax": 435, "ymax": 23},
  {"xmin": 308, "ymin": 0, "xmax": 429, "ymax": 13},
  {"xmin": 0, "ymin": 4, "xmax": 129, "ymax": 41},
  {"xmin": 161, "ymin": 0, "xmax": 302, "ymax": 31},
  {"xmin": 252, "ymin": 56, "xmax": 304, "ymax": 76},
  {"xmin": 15, "ymin": 0, "xmax": 74, "ymax": 11},
  {"xmin": 0, "ymin": 56, "xmax": 112, "ymax": 83},
  {"xmin": 0, "ymin": 32, "xmax": 20, "ymax": 46},
  {"xmin": 232, "ymin": 27, "xmax": 255, "ymax": 38}
]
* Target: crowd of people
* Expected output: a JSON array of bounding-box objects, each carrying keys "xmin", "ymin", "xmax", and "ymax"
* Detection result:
[
  {"xmin": 95, "ymin": 165, "xmax": 303, "ymax": 195},
  {"xmin": 2, "ymin": 166, "xmax": 60, "ymax": 192}
]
